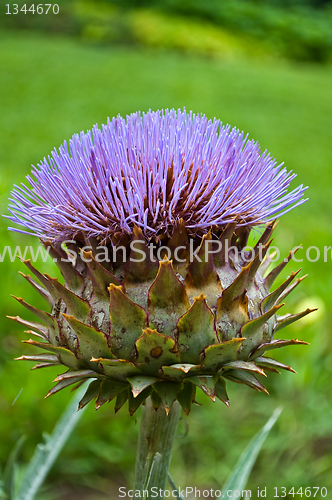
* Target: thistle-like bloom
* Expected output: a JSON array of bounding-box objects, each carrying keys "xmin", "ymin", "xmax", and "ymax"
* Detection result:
[
  {"xmin": 7, "ymin": 109, "xmax": 307, "ymax": 241},
  {"xmin": 8, "ymin": 109, "xmax": 314, "ymax": 415}
]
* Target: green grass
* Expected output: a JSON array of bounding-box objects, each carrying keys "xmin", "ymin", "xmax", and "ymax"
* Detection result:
[{"xmin": 1, "ymin": 31, "xmax": 332, "ymax": 498}]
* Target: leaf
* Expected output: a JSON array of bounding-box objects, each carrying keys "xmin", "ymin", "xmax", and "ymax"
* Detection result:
[
  {"xmin": 220, "ymin": 361, "xmax": 266, "ymax": 377},
  {"xmin": 43, "ymin": 242, "xmax": 85, "ymax": 295},
  {"xmin": 177, "ymin": 294, "xmax": 218, "ymax": 364},
  {"xmin": 62, "ymin": 314, "xmax": 112, "ymax": 361},
  {"xmin": 259, "ymin": 270, "xmax": 300, "ymax": 313},
  {"xmin": 15, "ymin": 384, "xmax": 88, "ymax": 500},
  {"xmin": 176, "ymin": 381, "xmax": 196, "ymax": 415},
  {"xmin": 264, "ymin": 247, "xmax": 301, "ymax": 290},
  {"xmin": 83, "ymin": 250, "xmax": 122, "ymax": 299},
  {"xmin": 128, "ymin": 387, "xmax": 152, "ymax": 415},
  {"xmin": 217, "ymin": 265, "xmax": 249, "ymax": 311},
  {"xmin": 148, "ymin": 260, "xmax": 190, "ymax": 336},
  {"xmin": 161, "ymin": 363, "xmax": 197, "ymax": 380},
  {"xmin": 223, "ymin": 369, "xmax": 268, "ymax": 394},
  {"xmin": 78, "ymin": 380, "xmax": 101, "ymax": 410},
  {"xmin": 95, "ymin": 379, "xmax": 129, "ymax": 410},
  {"xmin": 149, "ymin": 260, "xmax": 190, "ymax": 311},
  {"xmin": 53, "ymin": 369, "xmax": 95, "ymax": 382},
  {"xmin": 16, "ymin": 354, "xmax": 59, "ymax": 364},
  {"xmin": 187, "ymin": 374, "xmax": 218, "ymax": 401},
  {"xmin": 274, "ymin": 308, "xmax": 316, "ymax": 332},
  {"xmin": 135, "ymin": 328, "xmax": 179, "ymax": 375},
  {"xmin": 22, "ymin": 340, "xmax": 81, "ymax": 370},
  {"xmin": 251, "ymin": 338, "xmax": 309, "ymax": 359},
  {"xmin": 45, "ymin": 275, "xmax": 91, "ymax": 322},
  {"xmin": 168, "ymin": 473, "xmax": 184, "ymax": 500},
  {"xmin": 2, "ymin": 435, "xmax": 26, "ymax": 500},
  {"xmin": 184, "ymin": 231, "xmax": 222, "ymax": 307},
  {"xmin": 153, "ymin": 381, "xmax": 183, "ymax": 410},
  {"xmin": 217, "ymin": 408, "xmax": 282, "ymax": 499},
  {"xmin": 239, "ymin": 304, "xmax": 284, "ymax": 358},
  {"xmin": 91, "ymin": 358, "xmax": 140, "ymax": 380},
  {"xmin": 114, "ymin": 389, "xmax": 129, "ymax": 413},
  {"xmin": 127, "ymin": 375, "xmax": 158, "ymax": 398},
  {"xmin": 254, "ymin": 356, "xmax": 296, "ymax": 373},
  {"xmin": 200, "ymin": 338, "xmax": 244, "ymax": 372},
  {"xmin": 18, "ymin": 271, "xmax": 53, "ymax": 306},
  {"xmin": 45, "ymin": 375, "xmax": 91, "ymax": 398},
  {"xmin": 150, "ymin": 389, "xmax": 162, "ymax": 410},
  {"xmin": 215, "ymin": 377, "xmax": 229, "ymax": 407},
  {"xmin": 12, "ymin": 296, "xmax": 61, "ymax": 344},
  {"xmin": 124, "ymin": 225, "xmax": 159, "ymax": 285},
  {"xmin": 109, "ymin": 284, "xmax": 148, "ymax": 360}
]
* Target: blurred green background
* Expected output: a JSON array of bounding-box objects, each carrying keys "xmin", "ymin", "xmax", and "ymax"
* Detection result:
[{"xmin": 1, "ymin": 0, "xmax": 332, "ymax": 498}]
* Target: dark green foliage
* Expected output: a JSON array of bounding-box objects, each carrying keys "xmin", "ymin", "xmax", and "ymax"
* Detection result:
[{"xmin": 2, "ymin": 0, "xmax": 332, "ymax": 62}]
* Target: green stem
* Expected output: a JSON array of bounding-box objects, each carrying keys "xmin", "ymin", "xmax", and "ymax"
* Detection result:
[{"xmin": 133, "ymin": 397, "xmax": 181, "ymax": 499}]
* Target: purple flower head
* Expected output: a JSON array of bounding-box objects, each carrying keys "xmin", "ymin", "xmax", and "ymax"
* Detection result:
[{"xmin": 7, "ymin": 109, "xmax": 307, "ymax": 242}]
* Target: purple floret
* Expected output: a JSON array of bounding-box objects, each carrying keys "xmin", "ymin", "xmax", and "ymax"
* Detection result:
[{"xmin": 6, "ymin": 108, "xmax": 307, "ymax": 242}]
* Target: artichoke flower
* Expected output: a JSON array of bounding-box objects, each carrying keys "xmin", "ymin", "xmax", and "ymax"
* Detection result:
[{"xmin": 7, "ymin": 109, "xmax": 314, "ymax": 416}]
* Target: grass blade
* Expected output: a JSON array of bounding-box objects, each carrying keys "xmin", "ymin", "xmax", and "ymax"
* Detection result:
[
  {"xmin": 218, "ymin": 407, "xmax": 282, "ymax": 499},
  {"xmin": 15, "ymin": 384, "xmax": 88, "ymax": 500},
  {"xmin": 168, "ymin": 474, "xmax": 184, "ymax": 500},
  {"xmin": 2, "ymin": 435, "xmax": 26, "ymax": 499}
]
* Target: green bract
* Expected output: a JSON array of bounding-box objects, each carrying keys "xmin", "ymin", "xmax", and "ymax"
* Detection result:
[{"xmin": 13, "ymin": 221, "xmax": 314, "ymax": 415}]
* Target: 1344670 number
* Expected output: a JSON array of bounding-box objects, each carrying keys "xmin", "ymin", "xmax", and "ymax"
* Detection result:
[
  {"xmin": 274, "ymin": 487, "xmax": 327, "ymax": 497},
  {"xmin": 6, "ymin": 4, "xmax": 59, "ymax": 14}
]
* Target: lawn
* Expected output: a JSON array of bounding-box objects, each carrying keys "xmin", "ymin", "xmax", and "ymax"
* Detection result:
[{"xmin": 0, "ymin": 31, "xmax": 332, "ymax": 498}]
